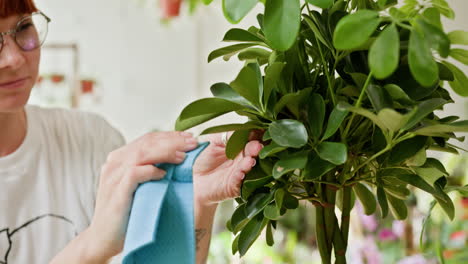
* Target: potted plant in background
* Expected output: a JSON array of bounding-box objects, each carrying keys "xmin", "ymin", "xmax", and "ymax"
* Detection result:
[{"xmin": 176, "ymin": 0, "xmax": 468, "ymax": 263}]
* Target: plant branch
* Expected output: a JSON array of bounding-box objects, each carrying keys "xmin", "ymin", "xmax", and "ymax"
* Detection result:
[
  {"xmin": 314, "ymin": 36, "xmax": 337, "ymax": 106},
  {"xmin": 343, "ymin": 72, "xmax": 373, "ymax": 139}
]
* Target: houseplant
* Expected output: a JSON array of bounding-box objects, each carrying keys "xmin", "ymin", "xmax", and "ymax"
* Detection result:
[{"xmin": 175, "ymin": 0, "xmax": 468, "ymax": 263}]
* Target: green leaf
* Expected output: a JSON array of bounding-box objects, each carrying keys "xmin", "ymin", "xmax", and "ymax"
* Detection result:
[
  {"xmin": 275, "ymin": 189, "xmax": 285, "ymax": 210},
  {"xmin": 409, "ymin": 29, "xmax": 439, "ymax": 87},
  {"xmin": 201, "ymin": 122, "xmax": 263, "ymax": 135},
  {"xmin": 422, "ymin": 7, "xmax": 442, "ymax": 29},
  {"xmin": 369, "ymin": 24, "xmax": 400, "ymax": 79},
  {"xmin": 431, "ymin": 0, "xmax": 454, "ymax": 19},
  {"xmin": 306, "ymin": 0, "xmax": 333, "ymax": 9},
  {"xmin": 322, "ymin": 106, "xmax": 348, "ymax": 141},
  {"xmin": 238, "ymin": 48, "xmax": 271, "ymax": 62},
  {"xmin": 223, "ymin": 28, "xmax": 264, "ymax": 42},
  {"xmin": 269, "ymin": 119, "xmax": 308, "ymax": 148},
  {"xmin": 417, "ymin": 18, "xmax": 450, "ymax": 58},
  {"xmin": 438, "ymin": 62, "xmax": 455, "ymax": 81},
  {"xmin": 210, "ymin": 82, "xmax": 251, "ymax": 106},
  {"xmin": 442, "ymin": 61, "xmax": 468, "ymax": 97},
  {"xmin": 259, "ymin": 142, "xmax": 286, "ymax": 159},
  {"xmin": 226, "ymin": 129, "xmax": 251, "ymax": 159},
  {"xmin": 405, "ymin": 148, "xmax": 427, "ymax": 167},
  {"xmin": 232, "ymin": 235, "xmax": 240, "ymax": 254},
  {"xmin": 367, "ymin": 84, "xmax": 393, "ymax": 112},
  {"xmin": 230, "ymin": 62, "xmax": 262, "ymax": 106},
  {"xmin": 450, "ymin": 49, "xmax": 468, "ymax": 65},
  {"xmin": 274, "ymin": 88, "xmax": 312, "ymax": 116},
  {"xmin": 316, "ymin": 142, "xmax": 348, "ymax": 165},
  {"xmin": 377, "ymin": 109, "xmax": 407, "ymax": 132},
  {"xmin": 389, "ymin": 136, "xmax": 427, "ymax": 165},
  {"xmin": 264, "ymin": 0, "xmax": 301, "ymax": 51},
  {"xmin": 308, "ymin": 93, "xmax": 326, "ymax": 139},
  {"xmin": 303, "ymin": 152, "xmax": 336, "ymax": 180},
  {"xmin": 387, "ymin": 195, "xmax": 408, "ymax": 220},
  {"xmin": 333, "ymin": 10, "xmax": 381, "ymax": 50},
  {"xmin": 222, "ymin": 0, "xmax": 259, "ymax": 24},
  {"xmin": 231, "ymin": 204, "xmax": 249, "ymax": 233},
  {"xmin": 272, "ymin": 154, "xmax": 308, "ymax": 179},
  {"xmin": 264, "ymin": 62, "xmax": 286, "ymax": 106},
  {"xmin": 245, "ymin": 192, "xmax": 274, "ymax": 219},
  {"xmin": 238, "ymin": 214, "xmax": 268, "ymax": 256},
  {"xmin": 176, "ymin": 98, "xmax": 246, "ymax": 130},
  {"xmin": 266, "ymin": 221, "xmax": 274, "ymax": 246},
  {"xmin": 303, "ymin": 15, "xmax": 332, "ymax": 50},
  {"xmin": 208, "ymin": 43, "xmax": 259, "ymax": 62},
  {"xmin": 448, "ymin": 30, "xmax": 468, "ymax": 45},
  {"xmin": 434, "ymin": 179, "xmax": 455, "ymax": 220},
  {"xmin": 264, "ymin": 204, "xmax": 280, "ymax": 220},
  {"xmin": 414, "ymin": 120, "xmax": 468, "ymax": 136},
  {"xmin": 283, "ymin": 193, "xmax": 299, "ymax": 209},
  {"xmin": 338, "ymin": 102, "xmax": 388, "ymax": 133},
  {"xmin": 393, "ymin": 174, "xmax": 441, "ymax": 198},
  {"xmin": 403, "ymin": 98, "xmax": 448, "ymax": 130},
  {"xmin": 242, "ymin": 174, "xmax": 274, "ymax": 200},
  {"xmin": 383, "ymin": 84, "xmax": 414, "ymax": 106},
  {"xmin": 353, "ymin": 183, "xmax": 377, "ymax": 215},
  {"xmin": 377, "ymin": 187, "xmax": 389, "ymax": 218}
]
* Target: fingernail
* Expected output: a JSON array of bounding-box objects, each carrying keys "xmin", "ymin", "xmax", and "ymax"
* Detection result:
[
  {"xmin": 252, "ymin": 159, "xmax": 256, "ymax": 167},
  {"xmin": 176, "ymin": 151, "xmax": 186, "ymax": 161},
  {"xmin": 185, "ymin": 137, "xmax": 198, "ymax": 145},
  {"xmin": 181, "ymin": 131, "xmax": 193, "ymax": 137}
]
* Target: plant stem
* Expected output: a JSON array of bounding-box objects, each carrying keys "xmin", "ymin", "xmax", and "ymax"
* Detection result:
[
  {"xmin": 350, "ymin": 145, "xmax": 391, "ymax": 178},
  {"xmin": 314, "ymin": 36, "xmax": 336, "ymax": 106},
  {"xmin": 340, "ymin": 186, "xmax": 352, "ymax": 248},
  {"xmin": 343, "ymin": 72, "xmax": 373, "ymax": 139},
  {"xmin": 332, "ymin": 214, "xmax": 347, "ymax": 264},
  {"xmin": 324, "ymin": 174, "xmax": 337, "ymax": 258},
  {"xmin": 315, "ymin": 203, "xmax": 331, "ymax": 264}
]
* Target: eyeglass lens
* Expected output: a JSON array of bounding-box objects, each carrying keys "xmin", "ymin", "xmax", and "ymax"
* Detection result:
[{"xmin": 1, "ymin": 13, "xmax": 49, "ymax": 52}]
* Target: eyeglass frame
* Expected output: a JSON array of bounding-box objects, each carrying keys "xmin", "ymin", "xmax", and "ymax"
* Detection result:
[{"xmin": 0, "ymin": 11, "xmax": 51, "ymax": 55}]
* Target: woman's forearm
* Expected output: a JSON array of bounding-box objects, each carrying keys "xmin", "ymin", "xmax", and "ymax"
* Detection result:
[{"xmin": 194, "ymin": 201, "xmax": 218, "ymax": 264}]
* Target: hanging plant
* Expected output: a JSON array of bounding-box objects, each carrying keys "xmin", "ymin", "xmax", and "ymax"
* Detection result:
[
  {"xmin": 176, "ymin": 0, "xmax": 468, "ymax": 263},
  {"xmin": 160, "ymin": 0, "xmax": 183, "ymax": 18},
  {"xmin": 80, "ymin": 79, "xmax": 96, "ymax": 94}
]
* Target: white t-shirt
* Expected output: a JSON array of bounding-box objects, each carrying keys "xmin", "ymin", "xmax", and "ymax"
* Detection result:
[{"xmin": 0, "ymin": 105, "xmax": 125, "ymax": 264}]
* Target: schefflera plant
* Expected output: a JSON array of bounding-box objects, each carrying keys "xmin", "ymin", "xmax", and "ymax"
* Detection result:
[{"xmin": 175, "ymin": 0, "xmax": 468, "ymax": 263}]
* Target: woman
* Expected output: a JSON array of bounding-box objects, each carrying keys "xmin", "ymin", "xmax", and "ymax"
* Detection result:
[{"xmin": 0, "ymin": 1, "xmax": 262, "ymax": 263}]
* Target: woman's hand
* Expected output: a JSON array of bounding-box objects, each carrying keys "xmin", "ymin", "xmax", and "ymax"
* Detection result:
[
  {"xmin": 86, "ymin": 131, "xmax": 198, "ymax": 261},
  {"xmin": 193, "ymin": 132, "xmax": 263, "ymax": 207}
]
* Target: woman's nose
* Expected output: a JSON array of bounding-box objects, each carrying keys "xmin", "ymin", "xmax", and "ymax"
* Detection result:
[{"xmin": 0, "ymin": 35, "xmax": 26, "ymax": 70}]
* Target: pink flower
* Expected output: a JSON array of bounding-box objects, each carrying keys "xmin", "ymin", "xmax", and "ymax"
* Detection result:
[
  {"xmin": 392, "ymin": 220, "xmax": 405, "ymax": 238},
  {"xmin": 378, "ymin": 228, "xmax": 397, "ymax": 241}
]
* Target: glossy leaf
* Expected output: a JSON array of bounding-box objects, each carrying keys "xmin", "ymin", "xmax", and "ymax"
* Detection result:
[
  {"xmin": 222, "ymin": 0, "xmax": 258, "ymax": 24},
  {"xmin": 389, "ymin": 136, "xmax": 427, "ymax": 165},
  {"xmin": 316, "ymin": 142, "xmax": 348, "ymax": 165},
  {"xmin": 210, "ymin": 82, "xmax": 251, "ymax": 106},
  {"xmin": 283, "ymin": 193, "xmax": 299, "ymax": 209},
  {"xmin": 272, "ymin": 154, "xmax": 308, "ymax": 179},
  {"xmin": 450, "ymin": 49, "xmax": 468, "ymax": 65},
  {"xmin": 338, "ymin": 102, "xmax": 388, "ymax": 133},
  {"xmin": 201, "ymin": 122, "xmax": 263, "ymax": 135},
  {"xmin": 230, "ymin": 62, "xmax": 262, "ymax": 106},
  {"xmin": 353, "ymin": 183, "xmax": 377, "ymax": 215},
  {"xmin": 377, "ymin": 109, "xmax": 407, "ymax": 132},
  {"xmin": 322, "ymin": 106, "xmax": 348, "ymax": 141},
  {"xmin": 392, "ymin": 174, "xmax": 441, "ymax": 198},
  {"xmin": 367, "ymin": 84, "xmax": 393, "ymax": 112},
  {"xmin": 403, "ymin": 98, "xmax": 448, "ymax": 130},
  {"xmin": 223, "ymin": 28, "xmax": 264, "ymax": 42},
  {"xmin": 377, "ymin": 187, "xmax": 389, "ymax": 218},
  {"xmin": 264, "ymin": 204, "xmax": 280, "ymax": 220},
  {"xmin": 303, "ymin": 152, "xmax": 336, "ymax": 180},
  {"xmin": 266, "ymin": 221, "xmax": 275, "ymax": 246},
  {"xmin": 309, "ymin": 93, "xmax": 326, "ymax": 139},
  {"xmin": 409, "ymin": 29, "xmax": 438, "ymax": 87},
  {"xmin": 369, "ymin": 24, "xmax": 400, "ymax": 79},
  {"xmin": 238, "ymin": 214, "xmax": 268, "ymax": 256},
  {"xmin": 434, "ymin": 179, "xmax": 455, "ymax": 220},
  {"xmin": 238, "ymin": 48, "xmax": 271, "ymax": 62},
  {"xmin": 383, "ymin": 84, "xmax": 414, "ymax": 105},
  {"xmin": 387, "ymin": 195, "xmax": 408, "ymax": 220},
  {"xmin": 264, "ymin": 0, "xmax": 301, "ymax": 51},
  {"xmin": 275, "ymin": 189, "xmax": 285, "ymax": 210},
  {"xmin": 175, "ymin": 114, "xmax": 223, "ymax": 131},
  {"xmin": 448, "ymin": 30, "xmax": 468, "ymax": 45},
  {"xmin": 414, "ymin": 120, "xmax": 468, "ymax": 136},
  {"xmin": 245, "ymin": 192, "xmax": 274, "ymax": 219},
  {"xmin": 333, "ymin": 10, "xmax": 380, "ymax": 50},
  {"xmin": 442, "ymin": 61, "xmax": 468, "ymax": 97},
  {"xmin": 269, "ymin": 119, "xmax": 308, "ymax": 148},
  {"xmin": 264, "ymin": 62, "xmax": 286, "ymax": 106},
  {"xmin": 231, "ymin": 204, "xmax": 249, "ymax": 233},
  {"xmin": 208, "ymin": 43, "xmax": 259, "ymax": 62},
  {"xmin": 306, "ymin": 0, "xmax": 333, "ymax": 9},
  {"xmin": 417, "ymin": 18, "xmax": 450, "ymax": 58},
  {"xmin": 226, "ymin": 129, "xmax": 251, "ymax": 159},
  {"xmin": 259, "ymin": 142, "xmax": 286, "ymax": 159}
]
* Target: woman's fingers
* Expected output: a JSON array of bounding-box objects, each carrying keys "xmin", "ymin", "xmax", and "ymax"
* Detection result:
[
  {"xmin": 108, "ymin": 131, "xmax": 198, "ymax": 166},
  {"xmin": 243, "ymin": 140, "xmax": 263, "ymax": 158},
  {"xmin": 119, "ymin": 165, "xmax": 167, "ymax": 197}
]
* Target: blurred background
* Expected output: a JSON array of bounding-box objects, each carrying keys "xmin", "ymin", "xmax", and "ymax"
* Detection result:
[{"xmin": 32, "ymin": 0, "xmax": 467, "ymax": 263}]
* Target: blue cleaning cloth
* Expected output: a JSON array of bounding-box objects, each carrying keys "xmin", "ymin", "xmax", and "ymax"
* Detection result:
[{"xmin": 122, "ymin": 142, "xmax": 209, "ymax": 264}]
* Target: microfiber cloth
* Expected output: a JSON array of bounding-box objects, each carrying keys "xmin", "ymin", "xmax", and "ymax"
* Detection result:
[{"xmin": 122, "ymin": 142, "xmax": 209, "ymax": 264}]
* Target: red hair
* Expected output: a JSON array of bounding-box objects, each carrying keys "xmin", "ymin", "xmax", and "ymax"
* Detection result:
[{"xmin": 0, "ymin": 0, "xmax": 38, "ymax": 18}]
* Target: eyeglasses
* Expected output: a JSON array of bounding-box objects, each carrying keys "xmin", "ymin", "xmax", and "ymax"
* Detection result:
[{"xmin": 0, "ymin": 12, "xmax": 51, "ymax": 55}]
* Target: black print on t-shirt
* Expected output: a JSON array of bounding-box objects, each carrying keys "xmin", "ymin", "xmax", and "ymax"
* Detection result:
[{"xmin": 0, "ymin": 214, "xmax": 76, "ymax": 264}]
